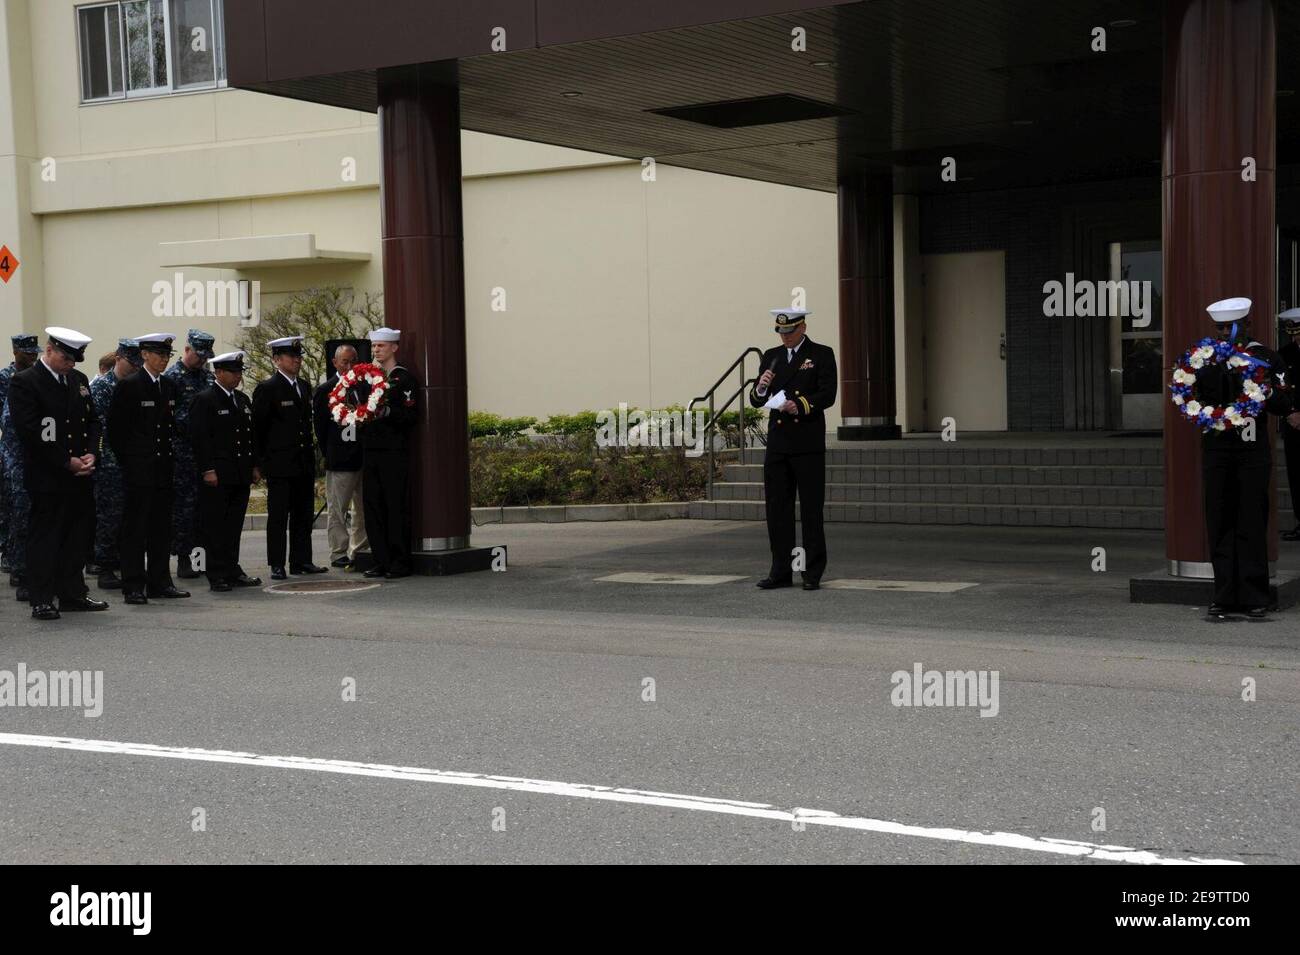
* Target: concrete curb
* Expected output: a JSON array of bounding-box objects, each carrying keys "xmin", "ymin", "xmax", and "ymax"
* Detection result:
[{"xmin": 471, "ymin": 503, "xmax": 689, "ymax": 524}]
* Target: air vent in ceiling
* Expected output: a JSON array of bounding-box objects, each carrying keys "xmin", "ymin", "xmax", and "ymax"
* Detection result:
[{"xmin": 649, "ymin": 94, "xmax": 852, "ymax": 128}]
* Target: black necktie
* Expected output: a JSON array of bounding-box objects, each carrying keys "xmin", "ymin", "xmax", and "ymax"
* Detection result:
[{"xmin": 58, "ymin": 373, "xmax": 67, "ymax": 388}]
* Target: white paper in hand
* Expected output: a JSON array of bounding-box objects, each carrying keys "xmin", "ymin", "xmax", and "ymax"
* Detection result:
[{"xmin": 763, "ymin": 389, "xmax": 787, "ymax": 411}]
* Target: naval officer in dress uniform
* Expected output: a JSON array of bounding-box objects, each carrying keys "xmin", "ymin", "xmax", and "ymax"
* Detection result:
[
  {"xmin": 6, "ymin": 327, "xmax": 110, "ymax": 619},
  {"xmin": 1276, "ymin": 308, "xmax": 1300, "ymax": 542},
  {"xmin": 190, "ymin": 351, "xmax": 262, "ymax": 592},
  {"xmin": 109, "ymin": 332, "xmax": 190, "ymax": 604},
  {"xmin": 360, "ymin": 327, "xmax": 419, "ymax": 579},
  {"xmin": 252, "ymin": 335, "xmax": 326, "ymax": 580},
  {"xmin": 749, "ymin": 309, "xmax": 838, "ymax": 590},
  {"xmin": 1198, "ymin": 298, "xmax": 1292, "ymax": 618}
]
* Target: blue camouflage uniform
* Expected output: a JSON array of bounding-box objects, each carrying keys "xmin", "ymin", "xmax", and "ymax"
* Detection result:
[
  {"xmin": 0, "ymin": 333, "xmax": 39, "ymax": 574},
  {"xmin": 0, "ymin": 360, "xmax": 15, "ymax": 562},
  {"xmin": 0, "ymin": 389, "xmax": 30, "ymax": 580},
  {"xmin": 164, "ymin": 329, "xmax": 215, "ymax": 565},
  {"xmin": 91, "ymin": 339, "xmax": 142, "ymax": 571}
]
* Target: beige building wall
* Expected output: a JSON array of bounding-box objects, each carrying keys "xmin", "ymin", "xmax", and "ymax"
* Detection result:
[{"xmin": 6, "ymin": 0, "xmax": 844, "ymax": 429}]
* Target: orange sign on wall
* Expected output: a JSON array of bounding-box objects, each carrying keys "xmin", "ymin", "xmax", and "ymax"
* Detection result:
[{"xmin": 0, "ymin": 245, "xmax": 18, "ymax": 284}]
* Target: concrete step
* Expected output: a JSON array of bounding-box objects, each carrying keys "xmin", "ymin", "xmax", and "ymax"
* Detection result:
[
  {"xmin": 722, "ymin": 463, "xmax": 1170, "ymax": 486},
  {"xmin": 736, "ymin": 445, "xmax": 1291, "ymax": 467},
  {"xmin": 689, "ymin": 499, "xmax": 1165, "ymax": 529},
  {"xmin": 712, "ymin": 481, "xmax": 1177, "ymax": 508}
]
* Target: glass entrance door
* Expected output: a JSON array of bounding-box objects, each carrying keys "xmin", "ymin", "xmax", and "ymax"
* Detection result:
[{"xmin": 1108, "ymin": 240, "xmax": 1163, "ymax": 431}]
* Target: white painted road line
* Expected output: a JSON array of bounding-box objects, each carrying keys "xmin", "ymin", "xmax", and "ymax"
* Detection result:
[{"xmin": 0, "ymin": 732, "xmax": 1240, "ymax": 865}]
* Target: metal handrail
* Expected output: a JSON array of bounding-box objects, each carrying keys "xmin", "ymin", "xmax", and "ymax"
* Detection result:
[{"xmin": 689, "ymin": 346, "xmax": 764, "ymax": 501}]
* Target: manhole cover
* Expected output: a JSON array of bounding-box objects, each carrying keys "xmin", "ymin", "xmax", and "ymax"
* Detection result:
[{"xmin": 264, "ymin": 580, "xmax": 381, "ymax": 595}]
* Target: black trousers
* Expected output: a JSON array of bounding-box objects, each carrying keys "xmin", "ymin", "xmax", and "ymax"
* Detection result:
[
  {"xmin": 763, "ymin": 449, "xmax": 827, "ymax": 582},
  {"xmin": 199, "ymin": 482, "xmax": 250, "ymax": 583},
  {"xmin": 1203, "ymin": 449, "xmax": 1272, "ymax": 609},
  {"xmin": 120, "ymin": 482, "xmax": 174, "ymax": 594},
  {"xmin": 1283, "ymin": 422, "xmax": 1300, "ymax": 527},
  {"xmin": 266, "ymin": 475, "xmax": 314, "ymax": 568},
  {"xmin": 25, "ymin": 487, "xmax": 92, "ymax": 606},
  {"xmin": 363, "ymin": 450, "xmax": 410, "ymax": 572}
]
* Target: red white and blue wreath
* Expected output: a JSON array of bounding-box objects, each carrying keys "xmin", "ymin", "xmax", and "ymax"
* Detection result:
[{"xmin": 1169, "ymin": 330, "xmax": 1272, "ymax": 433}]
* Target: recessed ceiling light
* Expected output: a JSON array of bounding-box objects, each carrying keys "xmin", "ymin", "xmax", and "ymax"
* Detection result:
[
  {"xmin": 1109, "ymin": 18, "xmax": 1137, "ymax": 28},
  {"xmin": 811, "ymin": 60, "xmax": 835, "ymax": 68},
  {"xmin": 560, "ymin": 90, "xmax": 582, "ymax": 98}
]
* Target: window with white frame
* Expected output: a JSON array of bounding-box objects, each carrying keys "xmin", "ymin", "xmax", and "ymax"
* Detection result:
[{"xmin": 77, "ymin": 0, "xmax": 227, "ymax": 103}]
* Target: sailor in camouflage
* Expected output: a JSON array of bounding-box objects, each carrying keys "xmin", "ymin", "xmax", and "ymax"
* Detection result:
[
  {"xmin": 0, "ymin": 333, "xmax": 40, "ymax": 592},
  {"xmin": 164, "ymin": 328, "xmax": 216, "ymax": 578},
  {"xmin": 91, "ymin": 339, "xmax": 143, "ymax": 589}
]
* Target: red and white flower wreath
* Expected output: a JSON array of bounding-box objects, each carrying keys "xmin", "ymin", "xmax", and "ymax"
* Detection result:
[{"xmin": 327, "ymin": 362, "xmax": 389, "ymax": 428}]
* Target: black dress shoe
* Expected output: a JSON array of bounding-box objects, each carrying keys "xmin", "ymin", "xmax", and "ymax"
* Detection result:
[
  {"xmin": 32, "ymin": 603, "xmax": 60, "ymax": 621},
  {"xmin": 756, "ymin": 576, "xmax": 793, "ymax": 590},
  {"xmin": 291, "ymin": 563, "xmax": 328, "ymax": 575},
  {"xmin": 330, "ymin": 556, "xmax": 352, "ymax": 568},
  {"xmin": 97, "ymin": 571, "xmax": 122, "ymax": 590},
  {"xmin": 210, "ymin": 580, "xmax": 233, "ymax": 592},
  {"xmin": 802, "ymin": 580, "xmax": 821, "ymax": 591},
  {"xmin": 270, "ymin": 567, "xmax": 287, "ymax": 581},
  {"xmin": 362, "ymin": 567, "xmax": 387, "ymax": 579},
  {"xmin": 123, "ymin": 591, "xmax": 148, "ymax": 605},
  {"xmin": 1207, "ymin": 603, "xmax": 1229, "ymax": 617},
  {"xmin": 84, "ymin": 561, "xmax": 103, "ymax": 576},
  {"xmin": 1246, "ymin": 607, "xmax": 1268, "ymax": 619},
  {"xmin": 60, "ymin": 595, "xmax": 109, "ymax": 612},
  {"xmin": 1283, "ymin": 526, "xmax": 1300, "ymax": 542},
  {"xmin": 147, "ymin": 586, "xmax": 190, "ymax": 599},
  {"xmin": 229, "ymin": 574, "xmax": 262, "ymax": 587},
  {"xmin": 176, "ymin": 554, "xmax": 201, "ymax": 579}
]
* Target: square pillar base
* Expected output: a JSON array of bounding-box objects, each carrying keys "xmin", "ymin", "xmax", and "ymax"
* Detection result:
[
  {"xmin": 352, "ymin": 545, "xmax": 504, "ymax": 576},
  {"xmin": 837, "ymin": 424, "xmax": 901, "ymax": 441},
  {"xmin": 1129, "ymin": 568, "xmax": 1300, "ymax": 609}
]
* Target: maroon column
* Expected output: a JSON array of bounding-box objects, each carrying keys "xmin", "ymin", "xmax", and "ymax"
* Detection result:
[
  {"xmin": 1162, "ymin": 0, "xmax": 1277, "ymax": 576},
  {"xmin": 837, "ymin": 171, "xmax": 899, "ymax": 440},
  {"xmin": 379, "ymin": 64, "xmax": 470, "ymax": 552}
]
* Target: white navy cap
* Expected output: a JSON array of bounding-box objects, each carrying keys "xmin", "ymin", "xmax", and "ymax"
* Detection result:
[
  {"xmin": 368, "ymin": 327, "xmax": 401, "ymax": 343},
  {"xmin": 1279, "ymin": 307, "xmax": 1300, "ymax": 328},
  {"xmin": 1206, "ymin": 297, "xmax": 1252, "ymax": 324},
  {"xmin": 135, "ymin": 332, "xmax": 176, "ymax": 353},
  {"xmin": 268, "ymin": 335, "xmax": 304, "ymax": 355},
  {"xmin": 770, "ymin": 308, "xmax": 809, "ymax": 333},
  {"xmin": 45, "ymin": 326, "xmax": 93, "ymax": 361},
  {"xmin": 209, "ymin": 350, "xmax": 246, "ymax": 371}
]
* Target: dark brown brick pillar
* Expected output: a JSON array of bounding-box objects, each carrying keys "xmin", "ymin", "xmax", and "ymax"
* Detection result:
[
  {"xmin": 1162, "ymin": 0, "xmax": 1277, "ymax": 576},
  {"xmin": 379, "ymin": 64, "xmax": 470, "ymax": 552},
  {"xmin": 837, "ymin": 171, "xmax": 899, "ymax": 440}
]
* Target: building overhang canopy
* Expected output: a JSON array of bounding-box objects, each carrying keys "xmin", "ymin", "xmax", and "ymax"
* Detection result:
[
  {"xmin": 158, "ymin": 234, "xmax": 371, "ymax": 270},
  {"xmin": 225, "ymin": 0, "xmax": 1300, "ymax": 194}
]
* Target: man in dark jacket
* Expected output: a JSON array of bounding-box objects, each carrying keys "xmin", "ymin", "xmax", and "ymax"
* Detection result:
[
  {"xmin": 360, "ymin": 327, "xmax": 419, "ymax": 579},
  {"xmin": 108, "ymin": 333, "xmax": 190, "ymax": 604},
  {"xmin": 748, "ymin": 309, "xmax": 838, "ymax": 591},
  {"xmin": 191, "ymin": 351, "xmax": 262, "ymax": 592},
  {"xmin": 313, "ymin": 343, "xmax": 368, "ymax": 568},
  {"xmin": 1276, "ymin": 308, "xmax": 1300, "ymax": 542},
  {"xmin": 6, "ymin": 327, "xmax": 109, "ymax": 619},
  {"xmin": 252, "ymin": 335, "xmax": 326, "ymax": 580}
]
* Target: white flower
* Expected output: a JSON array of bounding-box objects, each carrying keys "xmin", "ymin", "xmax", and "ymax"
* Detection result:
[
  {"xmin": 1173, "ymin": 394, "xmax": 1184, "ymax": 405},
  {"xmin": 1185, "ymin": 401, "xmax": 1201, "ymax": 415}
]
